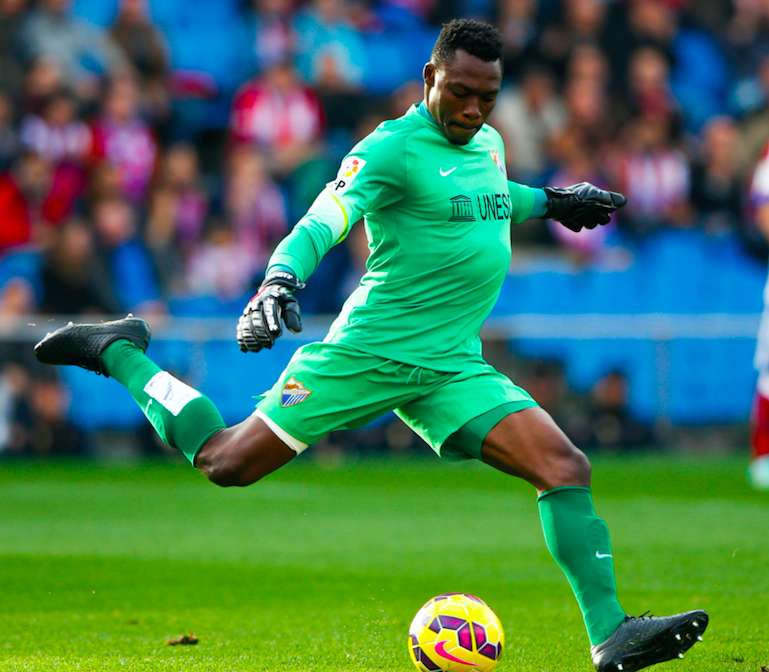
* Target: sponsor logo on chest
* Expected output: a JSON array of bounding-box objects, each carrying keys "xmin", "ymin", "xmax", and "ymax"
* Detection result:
[{"xmin": 449, "ymin": 193, "xmax": 511, "ymax": 222}]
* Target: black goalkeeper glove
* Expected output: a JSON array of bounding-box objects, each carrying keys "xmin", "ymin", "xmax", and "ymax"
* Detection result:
[
  {"xmin": 543, "ymin": 182, "xmax": 627, "ymax": 232},
  {"xmin": 236, "ymin": 271, "xmax": 305, "ymax": 353}
]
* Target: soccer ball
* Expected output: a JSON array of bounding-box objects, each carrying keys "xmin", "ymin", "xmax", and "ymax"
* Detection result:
[{"xmin": 408, "ymin": 593, "xmax": 504, "ymax": 672}]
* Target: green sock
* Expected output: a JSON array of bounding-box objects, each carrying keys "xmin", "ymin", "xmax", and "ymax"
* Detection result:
[
  {"xmin": 538, "ymin": 486, "xmax": 625, "ymax": 645},
  {"xmin": 102, "ymin": 340, "xmax": 226, "ymax": 464}
]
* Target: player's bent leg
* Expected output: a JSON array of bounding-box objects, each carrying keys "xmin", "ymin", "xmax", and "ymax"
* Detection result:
[
  {"xmin": 35, "ymin": 316, "xmax": 305, "ymax": 489},
  {"xmin": 480, "ymin": 406, "xmax": 623, "ymax": 646},
  {"xmin": 194, "ymin": 415, "xmax": 296, "ymax": 487},
  {"xmin": 480, "ymin": 405, "xmax": 590, "ymax": 491},
  {"xmin": 478, "ymin": 405, "xmax": 708, "ymax": 670}
]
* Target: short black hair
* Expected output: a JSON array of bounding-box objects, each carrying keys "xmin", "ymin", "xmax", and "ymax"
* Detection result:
[{"xmin": 431, "ymin": 19, "xmax": 503, "ymax": 67}]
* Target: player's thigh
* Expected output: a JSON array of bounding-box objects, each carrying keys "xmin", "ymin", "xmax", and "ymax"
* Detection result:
[
  {"xmin": 256, "ymin": 342, "xmax": 421, "ymax": 451},
  {"xmin": 482, "ymin": 407, "xmax": 591, "ymax": 490},
  {"xmin": 396, "ymin": 363, "xmax": 537, "ymax": 460}
]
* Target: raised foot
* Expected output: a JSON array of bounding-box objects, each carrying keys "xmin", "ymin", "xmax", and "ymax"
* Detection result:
[{"xmin": 34, "ymin": 316, "xmax": 151, "ymax": 376}]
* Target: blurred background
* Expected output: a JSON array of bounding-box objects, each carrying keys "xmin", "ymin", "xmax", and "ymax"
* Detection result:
[{"xmin": 1, "ymin": 0, "xmax": 768, "ymax": 463}]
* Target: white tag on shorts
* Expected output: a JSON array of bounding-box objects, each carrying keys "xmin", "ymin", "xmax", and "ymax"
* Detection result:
[{"xmin": 143, "ymin": 371, "xmax": 201, "ymax": 416}]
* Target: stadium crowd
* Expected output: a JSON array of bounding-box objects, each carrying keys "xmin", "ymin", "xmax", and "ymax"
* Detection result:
[{"xmin": 1, "ymin": 0, "xmax": 769, "ymax": 456}]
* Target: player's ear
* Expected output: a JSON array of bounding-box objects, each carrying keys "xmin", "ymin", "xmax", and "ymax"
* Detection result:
[{"xmin": 423, "ymin": 62, "xmax": 435, "ymax": 88}]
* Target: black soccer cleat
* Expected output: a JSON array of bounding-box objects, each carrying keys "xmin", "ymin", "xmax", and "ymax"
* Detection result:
[
  {"xmin": 34, "ymin": 315, "xmax": 151, "ymax": 377},
  {"xmin": 591, "ymin": 610, "xmax": 708, "ymax": 672}
]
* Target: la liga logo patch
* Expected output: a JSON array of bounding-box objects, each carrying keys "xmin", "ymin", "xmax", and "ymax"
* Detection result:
[
  {"xmin": 281, "ymin": 377, "xmax": 312, "ymax": 407},
  {"xmin": 329, "ymin": 156, "xmax": 366, "ymax": 193}
]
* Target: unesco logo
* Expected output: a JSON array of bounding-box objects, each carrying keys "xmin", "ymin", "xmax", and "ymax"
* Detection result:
[{"xmin": 449, "ymin": 195, "xmax": 475, "ymax": 222}]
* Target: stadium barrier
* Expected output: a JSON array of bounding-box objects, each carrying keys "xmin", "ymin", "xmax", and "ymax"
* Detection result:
[{"xmin": 0, "ymin": 312, "xmax": 759, "ymax": 430}]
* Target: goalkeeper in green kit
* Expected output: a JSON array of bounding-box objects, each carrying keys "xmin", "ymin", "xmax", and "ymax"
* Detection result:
[{"xmin": 35, "ymin": 18, "xmax": 708, "ymax": 672}]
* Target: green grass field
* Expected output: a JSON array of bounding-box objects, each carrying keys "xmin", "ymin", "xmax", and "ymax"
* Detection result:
[{"xmin": 1, "ymin": 455, "xmax": 767, "ymax": 672}]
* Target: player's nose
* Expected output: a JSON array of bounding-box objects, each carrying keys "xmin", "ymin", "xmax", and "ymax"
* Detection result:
[{"xmin": 462, "ymin": 100, "xmax": 481, "ymax": 121}]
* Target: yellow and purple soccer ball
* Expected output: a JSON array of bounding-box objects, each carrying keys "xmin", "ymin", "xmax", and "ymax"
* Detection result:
[{"xmin": 408, "ymin": 593, "xmax": 504, "ymax": 672}]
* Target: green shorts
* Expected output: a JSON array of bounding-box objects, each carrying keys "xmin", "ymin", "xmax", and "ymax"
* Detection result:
[{"xmin": 255, "ymin": 342, "xmax": 538, "ymax": 460}]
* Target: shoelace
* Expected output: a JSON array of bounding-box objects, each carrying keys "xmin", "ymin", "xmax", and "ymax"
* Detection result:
[{"xmin": 626, "ymin": 611, "xmax": 653, "ymax": 622}]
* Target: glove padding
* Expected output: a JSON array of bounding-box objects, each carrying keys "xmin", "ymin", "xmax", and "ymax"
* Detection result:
[
  {"xmin": 544, "ymin": 182, "xmax": 627, "ymax": 232},
  {"xmin": 237, "ymin": 271, "xmax": 305, "ymax": 353}
]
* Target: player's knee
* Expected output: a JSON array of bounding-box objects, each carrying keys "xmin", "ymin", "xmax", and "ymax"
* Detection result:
[
  {"xmin": 545, "ymin": 443, "xmax": 591, "ymax": 489},
  {"xmin": 202, "ymin": 453, "xmax": 264, "ymax": 488},
  {"xmin": 196, "ymin": 441, "xmax": 263, "ymax": 488}
]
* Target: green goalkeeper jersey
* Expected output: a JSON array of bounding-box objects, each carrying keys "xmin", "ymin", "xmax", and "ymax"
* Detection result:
[{"xmin": 268, "ymin": 102, "xmax": 544, "ymax": 372}]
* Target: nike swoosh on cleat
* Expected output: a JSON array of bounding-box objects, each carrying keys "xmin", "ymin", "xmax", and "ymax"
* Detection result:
[
  {"xmin": 595, "ymin": 551, "xmax": 613, "ymax": 559},
  {"xmin": 439, "ymin": 167, "xmax": 457, "ymax": 176},
  {"xmin": 434, "ymin": 640, "xmax": 476, "ymax": 665}
]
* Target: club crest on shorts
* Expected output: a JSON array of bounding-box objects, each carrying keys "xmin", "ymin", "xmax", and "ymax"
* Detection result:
[{"xmin": 281, "ymin": 377, "xmax": 312, "ymax": 407}]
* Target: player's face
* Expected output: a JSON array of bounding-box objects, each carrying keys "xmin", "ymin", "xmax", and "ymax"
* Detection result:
[{"xmin": 424, "ymin": 50, "xmax": 502, "ymax": 145}]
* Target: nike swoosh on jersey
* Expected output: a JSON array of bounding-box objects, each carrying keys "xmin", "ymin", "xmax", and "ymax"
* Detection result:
[
  {"xmin": 439, "ymin": 167, "xmax": 457, "ymax": 176},
  {"xmin": 595, "ymin": 551, "xmax": 613, "ymax": 559},
  {"xmin": 434, "ymin": 640, "xmax": 476, "ymax": 665}
]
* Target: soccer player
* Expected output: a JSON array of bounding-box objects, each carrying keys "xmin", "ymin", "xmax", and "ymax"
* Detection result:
[
  {"xmin": 748, "ymin": 140, "xmax": 769, "ymax": 490},
  {"xmin": 35, "ymin": 19, "xmax": 708, "ymax": 672}
]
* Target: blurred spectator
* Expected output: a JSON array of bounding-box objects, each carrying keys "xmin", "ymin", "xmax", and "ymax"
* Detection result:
[
  {"xmin": 567, "ymin": 42, "xmax": 609, "ymax": 90},
  {"xmin": 0, "ymin": 151, "xmax": 52, "ymax": 252},
  {"xmin": 146, "ymin": 144, "xmax": 208, "ymax": 291},
  {"xmin": 245, "ymin": 0, "xmax": 296, "ymax": 74},
  {"xmin": 582, "ymin": 369, "xmax": 653, "ymax": 451},
  {"xmin": 559, "ymin": 77, "xmax": 610, "ymax": 149},
  {"xmin": 91, "ymin": 76, "xmax": 158, "ymax": 204},
  {"xmin": 613, "ymin": 114, "xmax": 691, "ymax": 234},
  {"xmin": 736, "ymin": 53, "xmax": 769, "ymax": 177},
  {"xmin": 185, "ymin": 219, "xmax": 257, "ymax": 299},
  {"xmin": 538, "ymin": 0, "xmax": 608, "ymax": 80},
  {"xmin": 293, "ymin": 0, "xmax": 367, "ymax": 91},
  {"xmin": 8, "ymin": 369, "xmax": 88, "ymax": 457},
  {"xmin": 0, "ymin": 362, "xmax": 31, "ymax": 456},
  {"xmin": 109, "ymin": 0, "xmax": 170, "ymax": 120},
  {"xmin": 39, "ymin": 218, "xmax": 117, "ymax": 314},
  {"xmin": 230, "ymin": 60, "xmax": 325, "ymax": 177},
  {"xmin": 20, "ymin": 89, "xmax": 90, "ymax": 223},
  {"xmin": 22, "ymin": 0, "xmax": 130, "ymax": 101},
  {"xmin": 20, "ymin": 89, "xmax": 90, "ymax": 164},
  {"xmin": 491, "ymin": 65, "xmax": 565, "ymax": 181},
  {"xmin": 225, "ymin": 147, "xmax": 288, "ymax": 270},
  {"xmin": 0, "ymin": 277, "xmax": 35, "ymax": 317},
  {"xmin": 389, "ymin": 80, "xmax": 422, "ymax": 117},
  {"xmin": 624, "ymin": 47, "xmax": 679, "ymax": 122},
  {"xmin": 496, "ymin": 0, "xmax": 539, "ymax": 81},
  {"xmin": 690, "ymin": 117, "xmax": 743, "ymax": 234},
  {"xmin": 0, "ymin": 0, "xmax": 27, "ymax": 95},
  {"xmin": 726, "ymin": 0, "xmax": 769, "ymax": 116},
  {"xmin": 547, "ymin": 135, "xmax": 614, "ymax": 263},
  {"xmin": 0, "ymin": 91, "xmax": 19, "ymax": 171},
  {"xmin": 92, "ymin": 196, "xmax": 163, "ymax": 314},
  {"xmin": 604, "ymin": 0, "xmax": 677, "ymax": 94},
  {"xmin": 21, "ymin": 57, "xmax": 64, "ymax": 115}
]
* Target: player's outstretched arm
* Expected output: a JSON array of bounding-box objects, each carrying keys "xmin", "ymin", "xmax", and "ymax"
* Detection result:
[
  {"xmin": 543, "ymin": 182, "xmax": 627, "ymax": 232},
  {"xmin": 237, "ymin": 270, "xmax": 304, "ymax": 353}
]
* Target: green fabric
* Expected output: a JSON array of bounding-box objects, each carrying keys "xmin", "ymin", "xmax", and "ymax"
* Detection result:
[
  {"xmin": 266, "ymin": 101, "xmax": 543, "ymax": 373},
  {"xmin": 529, "ymin": 186, "xmax": 548, "ymax": 218},
  {"xmin": 441, "ymin": 399, "xmax": 538, "ymax": 460},
  {"xmin": 538, "ymin": 486, "xmax": 625, "ymax": 645},
  {"xmin": 102, "ymin": 340, "xmax": 226, "ymax": 465},
  {"xmin": 255, "ymin": 341, "xmax": 536, "ymax": 458}
]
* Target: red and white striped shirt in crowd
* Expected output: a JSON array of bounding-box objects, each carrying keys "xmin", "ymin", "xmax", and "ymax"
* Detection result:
[{"xmin": 230, "ymin": 77, "xmax": 324, "ymax": 149}]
